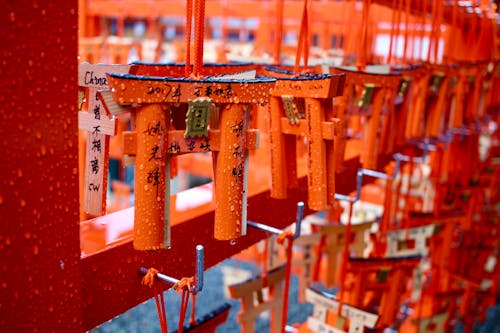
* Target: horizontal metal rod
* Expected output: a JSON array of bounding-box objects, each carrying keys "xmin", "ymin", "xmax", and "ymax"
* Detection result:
[
  {"xmin": 247, "ymin": 220, "xmax": 283, "ymax": 236},
  {"xmin": 361, "ymin": 168, "xmax": 389, "ymax": 180},
  {"xmin": 334, "ymin": 193, "xmax": 355, "ymax": 202},
  {"xmin": 248, "ymin": 201, "xmax": 304, "ymax": 239},
  {"xmin": 139, "ymin": 244, "xmax": 204, "ymax": 294},
  {"xmin": 393, "ymin": 153, "xmax": 424, "ymax": 164}
]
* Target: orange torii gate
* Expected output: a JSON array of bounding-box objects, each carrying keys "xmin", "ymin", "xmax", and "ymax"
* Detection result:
[
  {"xmin": 341, "ymin": 256, "xmax": 421, "ymax": 329},
  {"xmin": 326, "ymin": 66, "xmax": 402, "ymax": 170},
  {"xmin": 315, "ymin": 221, "xmax": 374, "ymax": 287},
  {"xmin": 228, "ymin": 266, "xmax": 287, "ymax": 333},
  {"xmin": 263, "ymin": 66, "xmax": 345, "ymax": 211},
  {"xmin": 106, "ymin": 71, "xmax": 275, "ymax": 249},
  {"xmin": 300, "ymin": 287, "xmax": 379, "ymax": 333}
]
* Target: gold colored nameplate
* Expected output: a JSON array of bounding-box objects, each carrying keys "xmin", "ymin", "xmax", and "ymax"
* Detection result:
[
  {"xmin": 185, "ymin": 97, "xmax": 212, "ymax": 138},
  {"xmin": 282, "ymin": 95, "xmax": 300, "ymax": 125},
  {"xmin": 398, "ymin": 78, "xmax": 411, "ymax": 98},
  {"xmin": 429, "ymin": 72, "xmax": 445, "ymax": 94},
  {"xmin": 357, "ymin": 83, "xmax": 376, "ymax": 108}
]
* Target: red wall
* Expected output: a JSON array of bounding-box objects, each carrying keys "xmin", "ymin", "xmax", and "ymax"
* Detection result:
[{"xmin": 0, "ymin": 1, "xmax": 81, "ymax": 331}]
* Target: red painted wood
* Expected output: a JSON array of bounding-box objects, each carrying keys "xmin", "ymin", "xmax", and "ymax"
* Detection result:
[{"xmin": 0, "ymin": 1, "xmax": 81, "ymax": 332}]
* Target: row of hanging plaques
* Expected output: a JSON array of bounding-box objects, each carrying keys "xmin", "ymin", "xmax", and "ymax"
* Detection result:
[{"xmin": 78, "ymin": 59, "xmax": 499, "ymax": 250}]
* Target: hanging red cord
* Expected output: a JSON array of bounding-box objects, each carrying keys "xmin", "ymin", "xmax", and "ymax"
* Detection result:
[
  {"xmin": 393, "ymin": 0, "xmax": 403, "ymax": 64},
  {"xmin": 433, "ymin": 0, "xmax": 443, "ymax": 63},
  {"xmin": 262, "ymin": 238, "xmax": 269, "ymax": 287},
  {"xmin": 173, "ymin": 277, "xmax": 195, "ymax": 333},
  {"xmin": 450, "ymin": 0, "xmax": 459, "ymax": 62},
  {"xmin": 274, "ymin": 0, "xmax": 284, "ymax": 65},
  {"xmin": 277, "ymin": 230, "xmax": 294, "ymax": 333},
  {"xmin": 142, "ymin": 268, "xmax": 169, "ymax": 333},
  {"xmin": 294, "ymin": 0, "xmax": 310, "ymax": 74},
  {"xmin": 338, "ymin": 200, "xmax": 354, "ymax": 308},
  {"xmin": 189, "ymin": 293, "xmax": 197, "ymax": 325},
  {"xmin": 426, "ymin": 0, "xmax": 438, "ymax": 63},
  {"xmin": 192, "ymin": 0, "xmax": 206, "ymax": 77},
  {"xmin": 403, "ymin": 155, "xmax": 415, "ymax": 237},
  {"xmin": 184, "ymin": 0, "xmax": 205, "ymax": 77},
  {"xmin": 313, "ymin": 233, "xmax": 327, "ymax": 282},
  {"xmin": 357, "ymin": 0, "xmax": 372, "ymax": 71},
  {"xmin": 418, "ymin": 0, "xmax": 427, "ymax": 61},
  {"xmin": 185, "ymin": 0, "xmax": 193, "ymax": 77},
  {"xmin": 387, "ymin": 0, "xmax": 398, "ymax": 65},
  {"xmin": 402, "ymin": 0, "xmax": 411, "ymax": 64},
  {"xmin": 379, "ymin": 171, "xmax": 394, "ymax": 252}
]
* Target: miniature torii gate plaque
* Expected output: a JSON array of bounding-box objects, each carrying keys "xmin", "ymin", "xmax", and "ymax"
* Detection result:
[
  {"xmin": 229, "ymin": 266, "xmax": 286, "ymax": 333},
  {"xmin": 78, "ymin": 63, "xmax": 131, "ymax": 216},
  {"xmin": 327, "ymin": 66, "xmax": 401, "ymax": 169},
  {"xmin": 318, "ymin": 221, "xmax": 374, "ymax": 286},
  {"xmin": 303, "ymin": 288, "xmax": 379, "ymax": 333},
  {"xmin": 386, "ymin": 224, "xmax": 435, "ymax": 258},
  {"xmin": 266, "ymin": 69, "xmax": 345, "ymax": 210},
  {"xmin": 106, "ymin": 72, "xmax": 275, "ymax": 249}
]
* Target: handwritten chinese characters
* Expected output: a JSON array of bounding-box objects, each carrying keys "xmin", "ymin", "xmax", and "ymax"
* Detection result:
[
  {"xmin": 78, "ymin": 63, "xmax": 131, "ymax": 216},
  {"xmin": 133, "ymin": 104, "xmax": 168, "ymax": 250}
]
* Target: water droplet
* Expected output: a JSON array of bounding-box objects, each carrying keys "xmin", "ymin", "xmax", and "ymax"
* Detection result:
[
  {"xmin": 20, "ymin": 199, "xmax": 26, "ymax": 207},
  {"xmin": 229, "ymin": 239, "xmax": 237, "ymax": 246}
]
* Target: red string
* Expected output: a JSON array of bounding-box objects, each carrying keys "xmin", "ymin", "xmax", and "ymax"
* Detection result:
[
  {"xmin": 274, "ymin": 0, "xmax": 284, "ymax": 65},
  {"xmin": 193, "ymin": 0, "xmax": 205, "ymax": 77},
  {"xmin": 277, "ymin": 231, "xmax": 294, "ymax": 333},
  {"xmin": 294, "ymin": 0, "xmax": 310, "ymax": 74},
  {"xmin": 393, "ymin": 0, "xmax": 403, "ymax": 64},
  {"xmin": 386, "ymin": 0, "xmax": 398, "ymax": 64},
  {"xmin": 381, "ymin": 177, "xmax": 393, "ymax": 237},
  {"xmin": 404, "ymin": 156, "xmax": 415, "ymax": 237},
  {"xmin": 185, "ymin": 0, "xmax": 193, "ymax": 76},
  {"xmin": 173, "ymin": 277, "xmax": 194, "ymax": 333},
  {"xmin": 426, "ymin": 0, "xmax": 437, "ymax": 62},
  {"xmin": 178, "ymin": 289, "xmax": 190, "ymax": 332},
  {"xmin": 433, "ymin": 0, "xmax": 443, "ymax": 63},
  {"xmin": 402, "ymin": 0, "xmax": 410, "ymax": 64},
  {"xmin": 338, "ymin": 200, "xmax": 354, "ymax": 309},
  {"xmin": 142, "ymin": 268, "xmax": 169, "ymax": 333},
  {"xmin": 357, "ymin": 0, "xmax": 372, "ymax": 71},
  {"xmin": 419, "ymin": 0, "xmax": 427, "ymax": 61},
  {"xmin": 262, "ymin": 239, "xmax": 269, "ymax": 287},
  {"xmin": 313, "ymin": 234, "xmax": 326, "ymax": 282},
  {"xmin": 189, "ymin": 293, "xmax": 197, "ymax": 325}
]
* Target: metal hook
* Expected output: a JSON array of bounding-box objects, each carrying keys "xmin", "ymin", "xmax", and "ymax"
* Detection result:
[
  {"xmin": 247, "ymin": 201, "xmax": 305, "ymax": 240},
  {"xmin": 335, "ymin": 166, "xmax": 397, "ymax": 203},
  {"xmin": 139, "ymin": 244, "xmax": 205, "ymax": 294}
]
